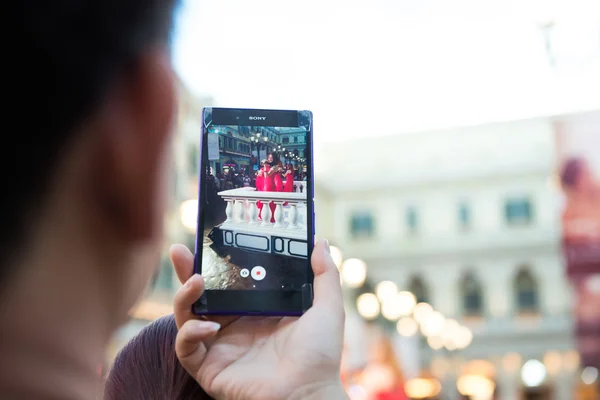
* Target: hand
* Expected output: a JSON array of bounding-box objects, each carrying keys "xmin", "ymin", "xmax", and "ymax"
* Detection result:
[{"xmin": 170, "ymin": 240, "xmax": 348, "ymax": 400}]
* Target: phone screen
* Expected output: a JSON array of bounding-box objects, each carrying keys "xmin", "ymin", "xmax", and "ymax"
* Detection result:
[{"xmin": 194, "ymin": 108, "xmax": 314, "ymax": 315}]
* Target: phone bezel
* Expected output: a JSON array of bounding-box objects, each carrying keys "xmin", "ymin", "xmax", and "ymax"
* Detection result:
[{"xmin": 193, "ymin": 107, "xmax": 315, "ymax": 316}]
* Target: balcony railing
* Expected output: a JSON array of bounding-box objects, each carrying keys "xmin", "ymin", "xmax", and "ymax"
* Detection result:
[
  {"xmin": 219, "ymin": 188, "xmax": 307, "ymax": 233},
  {"xmin": 292, "ymin": 181, "xmax": 306, "ymax": 193},
  {"xmin": 215, "ymin": 187, "xmax": 308, "ymax": 258}
]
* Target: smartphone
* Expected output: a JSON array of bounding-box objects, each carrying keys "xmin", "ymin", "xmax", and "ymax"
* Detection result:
[{"xmin": 193, "ymin": 107, "xmax": 314, "ymax": 316}]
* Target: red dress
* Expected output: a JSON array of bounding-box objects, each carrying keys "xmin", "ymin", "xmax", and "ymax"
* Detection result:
[
  {"xmin": 261, "ymin": 165, "xmax": 276, "ymax": 222},
  {"xmin": 255, "ymin": 172, "xmax": 264, "ymax": 192},
  {"xmin": 256, "ymin": 170, "xmax": 264, "ymax": 218},
  {"xmin": 263, "ymin": 165, "xmax": 274, "ymax": 192},
  {"xmin": 284, "ymin": 171, "xmax": 294, "ymax": 192},
  {"xmin": 274, "ymin": 170, "xmax": 284, "ymax": 192}
]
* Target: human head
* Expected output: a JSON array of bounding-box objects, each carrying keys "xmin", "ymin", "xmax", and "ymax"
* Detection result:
[
  {"xmin": 267, "ymin": 153, "xmax": 274, "ymax": 163},
  {"xmin": 261, "ymin": 159, "xmax": 268, "ymax": 167},
  {"xmin": 105, "ymin": 315, "xmax": 211, "ymax": 400},
  {"xmin": 287, "ymin": 164, "xmax": 293, "ymax": 170},
  {"xmin": 2, "ymin": 0, "xmax": 178, "ymax": 344},
  {"xmin": 561, "ymin": 157, "xmax": 593, "ymax": 192}
]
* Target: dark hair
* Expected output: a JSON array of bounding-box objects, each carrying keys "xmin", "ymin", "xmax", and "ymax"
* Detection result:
[
  {"xmin": 561, "ymin": 157, "xmax": 585, "ymax": 188},
  {"xmin": 2, "ymin": 1, "xmax": 179, "ymax": 287},
  {"xmin": 105, "ymin": 314, "xmax": 212, "ymax": 400}
]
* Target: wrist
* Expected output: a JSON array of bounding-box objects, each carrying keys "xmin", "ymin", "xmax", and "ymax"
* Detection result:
[{"xmin": 289, "ymin": 380, "xmax": 348, "ymax": 400}]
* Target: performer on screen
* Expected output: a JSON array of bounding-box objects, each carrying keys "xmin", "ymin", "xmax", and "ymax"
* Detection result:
[
  {"xmin": 263, "ymin": 153, "xmax": 280, "ymax": 222},
  {"xmin": 256, "ymin": 159, "xmax": 267, "ymax": 219},
  {"xmin": 274, "ymin": 161, "xmax": 284, "ymax": 192},
  {"xmin": 263, "ymin": 153, "xmax": 276, "ymax": 192},
  {"xmin": 283, "ymin": 163, "xmax": 294, "ymax": 193}
]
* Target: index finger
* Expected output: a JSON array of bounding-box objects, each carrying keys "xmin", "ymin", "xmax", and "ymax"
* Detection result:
[
  {"xmin": 170, "ymin": 244, "xmax": 242, "ymax": 329},
  {"xmin": 169, "ymin": 244, "xmax": 194, "ymax": 285},
  {"xmin": 173, "ymin": 273, "xmax": 204, "ymax": 329}
]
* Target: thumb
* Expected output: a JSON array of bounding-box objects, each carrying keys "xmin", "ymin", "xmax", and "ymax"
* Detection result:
[
  {"xmin": 311, "ymin": 239, "xmax": 344, "ymax": 314},
  {"xmin": 175, "ymin": 319, "xmax": 220, "ymax": 378},
  {"xmin": 170, "ymin": 244, "xmax": 194, "ymax": 285}
]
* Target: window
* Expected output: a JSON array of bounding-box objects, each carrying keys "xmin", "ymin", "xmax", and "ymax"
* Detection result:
[
  {"xmin": 294, "ymin": 136, "xmax": 298, "ymax": 143},
  {"xmin": 282, "ymin": 137, "xmax": 290, "ymax": 144},
  {"xmin": 458, "ymin": 202, "xmax": 471, "ymax": 229},
  {"xmin": 408, "ymin": 276, "xmax": 429, "ymax": 304},
  {"xmin": 461, "ymin": 272, "xmax": 483, "ymax": 316},
  {"xmin": 514, "ymin": 269, "xmax": 539, "ymax": 314},
  {"xmin": 350, "ymin": 212, "xmax": 375, "ymax": 238},
  {"xmin": 505, "ymin": 198, "xmax": 533, "ymax": 225},
  {"xmin": 406, "ymin": 207, "xmax": 418, "ymax": 234}
]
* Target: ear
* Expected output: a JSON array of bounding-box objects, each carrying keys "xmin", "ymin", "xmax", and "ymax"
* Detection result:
[{"xmin": 91, "ymin": 49, "xmax": 176, "ymax": 243}]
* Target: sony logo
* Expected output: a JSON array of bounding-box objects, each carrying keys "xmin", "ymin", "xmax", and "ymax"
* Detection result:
[{"xmin": 249, "ymin": 116, "xmax": 267, "ymax": 121}]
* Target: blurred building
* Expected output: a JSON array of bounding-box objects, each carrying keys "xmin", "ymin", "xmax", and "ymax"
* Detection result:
[
  {"xmin": 316, "ymin": 111, "xmax": 600, "ymax": 400},
  {"xmin": 108, "ymin": 79, "xmax": 212, "ymax": 358}
]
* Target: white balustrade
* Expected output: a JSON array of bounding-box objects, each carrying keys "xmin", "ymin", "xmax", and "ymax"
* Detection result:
[
  {"xmin": 224, "ymin": 199, "xmax": 234, "ymax": 223},
  {"xmin": 247, "ymin": 200, "xmax": 259, "ymax": 225},
  {"xmin": 260, "ymin": 199, "xmax": 272, "ymax": 227},
  {"xmin": 217, "ymin": 188, "xmax": 308, "ymax": 234},
  {"xmin": 293, "ymin": 181, "xmax": 307, "ymax": 193}
]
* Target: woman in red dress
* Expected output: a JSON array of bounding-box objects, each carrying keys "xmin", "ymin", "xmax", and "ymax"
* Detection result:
[
  {"xmin": 283, "ymin": 163, "xmax": 295, "ymax": 193},
  {"xmin": 262, "ymin": 154, "xmax": 275, "ymax": 192},
  {"xmin": 262, "ymin": 154, "xmax": 278, "ymax": 222},
  {"xmin": 274, "ymin": 161, "xmax": 284, "ymax": 192},
  {"xmin": 256, "ymin": 160, "xmax": 266, "ymax": 218}
]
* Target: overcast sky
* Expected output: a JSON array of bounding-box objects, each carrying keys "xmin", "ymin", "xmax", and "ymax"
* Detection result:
[{"xmin": 172, "ymin": 0, "xmax": 600, "ymax": 142}]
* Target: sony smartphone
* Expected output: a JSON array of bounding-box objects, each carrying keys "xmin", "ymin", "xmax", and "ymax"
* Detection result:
[{"xmin": 193, "ymin": 107, "xmax": 314, "ymax": 316}]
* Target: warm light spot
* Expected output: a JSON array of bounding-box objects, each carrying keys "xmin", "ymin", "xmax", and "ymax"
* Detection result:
[
  {"xmin": 341, "ymin": 258, "xmax": 367, "ymax": 288},
  {"xmin": 357, "ymin": 293, "xmax": 380, "ymax": 320}
]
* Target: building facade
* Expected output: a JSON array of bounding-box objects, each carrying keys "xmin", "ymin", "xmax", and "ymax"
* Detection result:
[
  {"xmin": 206, "ymin": 126, "xmax": 307, "ymax": 176},
  {"xmin": 315, "ymin": 112, "xmax": 600, "ymax": 399}
]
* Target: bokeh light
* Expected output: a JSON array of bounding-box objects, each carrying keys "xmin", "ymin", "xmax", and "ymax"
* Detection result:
[
  {"xmin": 396, "ymin": 317, "xmax": 419, "ymax": 337},
  {"xmin": 420, "ymin": 311, "xmax": 446, "ymax": 337},
  {"xmin": 413, "ymin": 302, "xmax": 434, "ymax": 324},
  {"xmin": 341, "ymin": 258, "xmax": 367, "ymax": 288},
  {"xmin": 329, "ymin": 246, "xmax": 343, "ymax": 269},
  {"xmin": 357, "ymin": 293, "xmax": 380, "ymax": 320},
  {"xmin": 376, "ymin": 281, "xmax": 398, "ymax": 303},
  {"xmin": 180, "ymin": 199, "xmax": 198, "ymax": 233}
]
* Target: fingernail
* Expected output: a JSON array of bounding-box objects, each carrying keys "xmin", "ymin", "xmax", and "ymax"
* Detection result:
[
  {"xmin": 205, "ymin": 321, "xmax": 221, "ymax": 332},
  {"xmin": 323, "ymin": 239, "xmax": 330, "ymax": 254}
]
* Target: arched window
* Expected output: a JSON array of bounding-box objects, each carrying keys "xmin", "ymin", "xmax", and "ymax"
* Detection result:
[
  {"xmin": 514, "ymin": 268, "xmax": 539, "ymax": 314},
  {"xmin": 461, "ymin": 272, "xmax": 483, "ymax": 316},
  {"xmin": 408, "ymin": 276, "xmax": 429, "ymax": 304}
]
